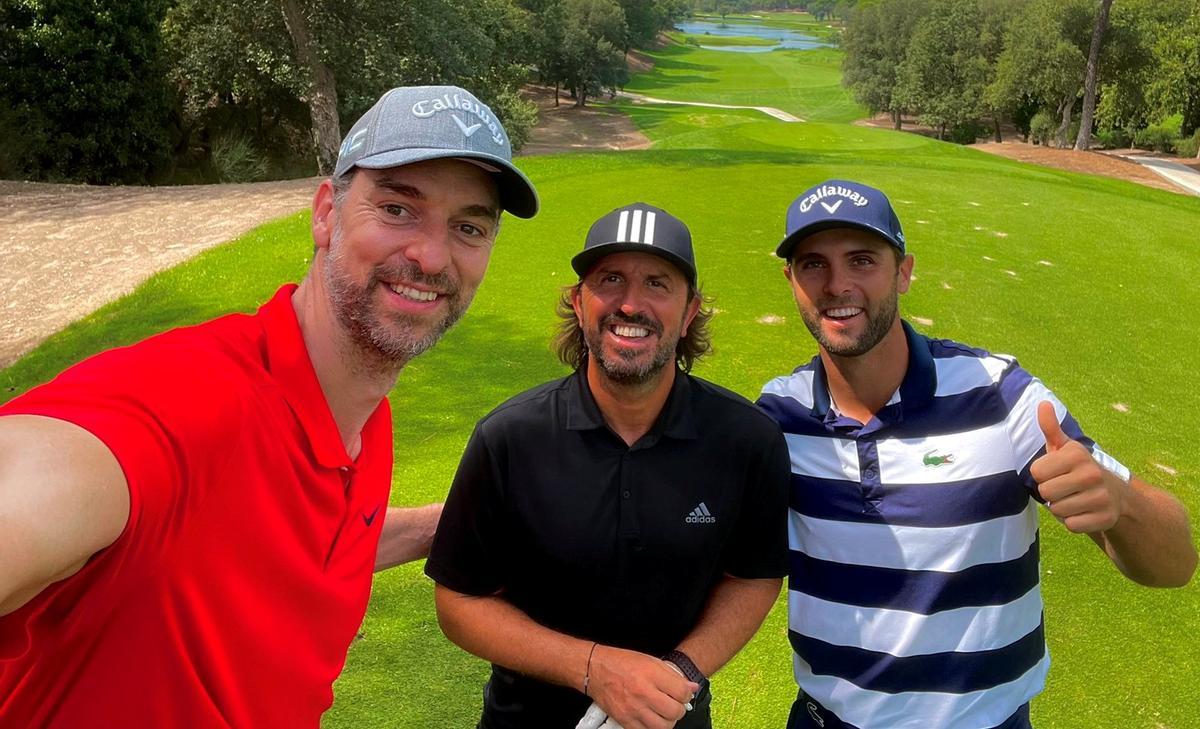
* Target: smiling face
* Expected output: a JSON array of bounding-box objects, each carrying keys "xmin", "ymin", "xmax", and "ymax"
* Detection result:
[
  {"xmin": 313, "ymin": 159, "xmax": 500, "ymax": 366},
  {"xmin": 572, "ymin": 251, "xmax": 701, "ymax": 386},
  {"xmin": 785, "ymin": 227, "xmax": 913, "ymax": 358}
]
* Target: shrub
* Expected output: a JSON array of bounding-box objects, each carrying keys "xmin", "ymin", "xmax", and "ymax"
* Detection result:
[
  {"xmin": 947, "ymin": 120, "xmax": 987, "ymax": 145},
  {"xmin": 0, "ymin": 0, "xmax": 175, "ymax": 183},
  {"xmin": 1135, "ymin": 124, "xmax": 1179, "ymax": 153},
  {"xmin": 210, "ymin": 134, "xmax": 269, "ymax": 183},
  {"xmin": 1095, "ymin": 127, "xmax": 1133, "ymax": 149},
  {"xmin": 1029, "ymin": 111, "xmax": 1056, "ymax": 146},
  {"xmin": 1176, "ymin": 130, "xmax": 1200, "ymax": 159},
  {"xmin": 486, "ymin": 88, "xmax": 540, "ymax": 152}
]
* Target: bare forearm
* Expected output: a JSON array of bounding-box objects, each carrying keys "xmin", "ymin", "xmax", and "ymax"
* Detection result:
[
  {"xmin": 1095, "ymin": 476, "xmax": 1197, "ymax": 587},
  {"xmin": 676, "ymin": 575, "xmax": 782, "ymax": 676},
  {"xmin": 433, "ymin": 585, "xmax": 591, "ymax": 690},
  {"xmin": 374, "ymin": 503, "xmax": 442, "ymax": 571}
]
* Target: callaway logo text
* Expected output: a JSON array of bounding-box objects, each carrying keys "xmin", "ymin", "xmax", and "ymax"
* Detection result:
[
  {"xmin": 798, "ymin": 183, "xmax": 870, "ymax": 214},
  {"xmin": 412, "ymin": 92, "xmax": 504, "ymax": 146}
]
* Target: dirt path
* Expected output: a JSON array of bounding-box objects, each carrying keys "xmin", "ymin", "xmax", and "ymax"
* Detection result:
[{"xmin": 0, "ymin": 179, "xmax": 320, "ymax": 367}]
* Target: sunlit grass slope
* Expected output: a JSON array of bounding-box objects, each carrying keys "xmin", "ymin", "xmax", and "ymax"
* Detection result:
[{"xmin": 625, "ymin": 43, "xmax": 861, "ymax": 122}]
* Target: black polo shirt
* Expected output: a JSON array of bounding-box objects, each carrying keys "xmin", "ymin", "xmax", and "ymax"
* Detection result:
[{"xmin": 426, "ymin": 367, "xmax": 789, "ymax": 728}]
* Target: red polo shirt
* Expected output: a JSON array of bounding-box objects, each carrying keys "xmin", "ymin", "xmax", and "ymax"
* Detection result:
[{"xmin": 0, "ymin": 285, "xmax": 392, "ymax": 727}]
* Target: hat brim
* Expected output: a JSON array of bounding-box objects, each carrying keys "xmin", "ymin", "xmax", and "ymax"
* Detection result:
[
  {"xmin": 571, "ymin": 242, "xmax": 697, "ymax": 286},
  {"xmin": 775, "ymin": 220, "xmax": 903, "ymax": 259},
  {"xmin": 348, "ymin": 148, "xmax": 539, "ymax": 219}
]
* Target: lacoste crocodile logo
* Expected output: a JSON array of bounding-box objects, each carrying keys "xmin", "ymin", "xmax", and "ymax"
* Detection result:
[{"xmin": 923, "ymin": 450, "xmax": 955, "ymax": 467}]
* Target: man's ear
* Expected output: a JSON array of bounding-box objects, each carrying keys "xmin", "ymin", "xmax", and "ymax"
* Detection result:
[
  {"xmin": 570, "ymin": 284, "xmax": 584, "ymax": 323},
  {"xmin": 311, "ymin": 179, "xmax": 336, "ymax": 252},
  {"xmin": 681, "ymin": 292, "xmax": 702, "ymax": 337},
  {"xmin": 897, "ymin": 253, "xmax": 915, "ymax": 294}
]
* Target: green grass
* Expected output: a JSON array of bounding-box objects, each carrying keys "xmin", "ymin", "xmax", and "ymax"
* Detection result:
[
  {"xmin": 625, "ymin": 43, "xmax": 861, "ymax": 122},
  {"xmin": 5, "ymin": 40, "xmax": 1200, "ymax": 729}
]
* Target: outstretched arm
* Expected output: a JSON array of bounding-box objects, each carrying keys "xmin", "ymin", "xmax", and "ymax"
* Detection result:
[
  {"xmin": 373, "ymin": 503, "xmax": 442, "ymax": 571},
  {"xmin": 434, "ymin": 585, "xmax": 696, "ymax": 729},
  {"xmin": 1033, "ymin": 402, "xmax": 1196, "ymax": 587},
  {"xmin": 673, "ymin": 574, "xmax": 783, "ymax": 676},
  {"xmin": 0, "ymin": 416, "xmax": 130, "ymax": 616}
]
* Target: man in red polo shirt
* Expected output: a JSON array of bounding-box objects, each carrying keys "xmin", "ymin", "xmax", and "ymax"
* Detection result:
[{"xmin": 0, "ymin": 85, "xmax": 538, "ymax": 726}]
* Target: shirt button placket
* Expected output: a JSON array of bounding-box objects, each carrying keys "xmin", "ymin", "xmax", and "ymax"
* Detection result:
[
  {"xmin": 856, "ymin": 440, "xmax": 884, "ymax": 514},
  {"xmin": 617, "ymin": 451, "xmax": 639, "ymax": 542}
]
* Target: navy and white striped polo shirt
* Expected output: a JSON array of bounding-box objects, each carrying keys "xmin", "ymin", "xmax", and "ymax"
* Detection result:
[{"xmin": 757, "ymin": 322, "xmax": 1128, "ymax": 729}]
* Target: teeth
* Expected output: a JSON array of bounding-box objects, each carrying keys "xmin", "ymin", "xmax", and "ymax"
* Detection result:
[
  {"xmin": 613, "ymin": 325, "xmax": 650, "ymax": 338},
  {"xmin": 390, "ymin": 284, "xmax": 438, "ymax": 302},
  {"xmin": 826, "ymin": 307, "xmax": 862, "ymax": 318}
]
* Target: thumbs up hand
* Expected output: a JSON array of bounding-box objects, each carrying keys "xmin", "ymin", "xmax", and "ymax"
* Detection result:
[{"xmin": 1030, "ymin": 401, "xmax": 1127, "ymax": 533}]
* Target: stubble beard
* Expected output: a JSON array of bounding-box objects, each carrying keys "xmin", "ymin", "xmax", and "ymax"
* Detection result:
[
  {"xmin": 584, "ymin": 311, "xmax": 678, "ymax": 385},
  {"xmin": 324, "ymin": 222, "xmax": 471, "ymax": 371},
  {"xmin": 800, "ymin": 287, "xmax": 899, "ymax": 358}
]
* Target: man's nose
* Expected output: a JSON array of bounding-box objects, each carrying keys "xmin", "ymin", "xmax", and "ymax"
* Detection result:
[
  {"xmin": 402, "ymin": 223, "xmax": 451, "ymax": 275},
  {"xmin": 824, "ymin": 264, "xmax": 853, "ymax": 297}
]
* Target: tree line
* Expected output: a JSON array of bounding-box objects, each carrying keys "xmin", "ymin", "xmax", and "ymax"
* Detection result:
[
  {"xmin": 841, "ymin": 0, "xmax": 1199, "ymax": 157},
  {"xmin": 0, "ymin": 0, "xmax": 686, "ymax": 185}
]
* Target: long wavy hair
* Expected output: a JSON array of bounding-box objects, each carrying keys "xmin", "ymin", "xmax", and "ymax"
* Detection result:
[{"xmin": 553, "ymin": 282, "xmax": 715, "ymax": 373}]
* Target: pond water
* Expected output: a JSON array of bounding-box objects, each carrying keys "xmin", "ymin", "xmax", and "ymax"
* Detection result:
[{"xmin": 674, "ymin": 19, "xmax": 834, "ymax": 53}]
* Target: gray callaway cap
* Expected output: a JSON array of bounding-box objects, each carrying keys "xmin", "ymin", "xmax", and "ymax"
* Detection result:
[{"xmin": 334, "ymin": 85, "xmax": 539, "ymax": 218}]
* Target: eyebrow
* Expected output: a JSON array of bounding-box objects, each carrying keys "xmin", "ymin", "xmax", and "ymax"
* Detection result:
[
  {"xmin": 462, "ymin": 203, "xmax": 501, "ymax": 223},
  {"xmin": 372, "ymin": 177, "xmax": 423, "ymax": 199},
  {"xmin": 593, "ymin": 266, "xmax": 676, "ymax": 283},
  {"xmin": 371, "ymin": 177, "xmax": 499, "ymax": 222}
]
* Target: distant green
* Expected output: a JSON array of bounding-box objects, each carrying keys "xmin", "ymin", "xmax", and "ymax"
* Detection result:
[
  {"xmin": 4, "ymin": 37, "xmax": 1199, "ymax": 729},
  {"xmin": 625, "ymin": 43, "xmax": 860, "ymax": 122}
]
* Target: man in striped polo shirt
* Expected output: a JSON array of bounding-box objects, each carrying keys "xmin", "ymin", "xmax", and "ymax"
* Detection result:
[{"xmin": 756, "ymin": 179, "xmax": 1196, "ymax": 729}]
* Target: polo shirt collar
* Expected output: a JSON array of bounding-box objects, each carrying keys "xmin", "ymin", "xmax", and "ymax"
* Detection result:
[
  {"xmin": 565, "ymin": 365, "xmax": 699, "ymax": 442},
  {"xmin": 810, "ymin": 319, "xmax": 937, "ymax": 422},
  {"xmin": 259, "ymin": 284, "xmax": 376, "ymax": 469}
]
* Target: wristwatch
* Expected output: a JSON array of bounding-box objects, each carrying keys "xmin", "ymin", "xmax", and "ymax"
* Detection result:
[{"xmin": 661, "ymin": 649, "xmax": 710, "ymax": 702}]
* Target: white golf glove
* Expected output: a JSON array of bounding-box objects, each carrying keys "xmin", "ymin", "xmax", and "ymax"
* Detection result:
[{"xmin": 575, "ymin": 701, "xmax": 624, "ymax": 729}]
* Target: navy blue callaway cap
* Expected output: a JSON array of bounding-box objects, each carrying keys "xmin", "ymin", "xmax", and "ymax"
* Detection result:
[
  {"xmin": 572, "ymin": 202, "xmax": 697, "ymax": 286},
  {"xmin": 776, "ymin": 179, "xmax": 905, "ymax": 259}
]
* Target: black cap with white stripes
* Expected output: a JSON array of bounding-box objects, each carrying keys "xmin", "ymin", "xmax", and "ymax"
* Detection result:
[{"xmin": 571, "ymin": 202, "xmax": 697, "ymax": 286}]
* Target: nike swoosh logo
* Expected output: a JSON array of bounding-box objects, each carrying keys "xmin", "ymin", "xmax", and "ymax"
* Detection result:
[
  {"xmin": 820, "ymin": 200, "xmax": 844, "ymax": 214},
  {"xmin": 362, "ymin": 505, "xmax": 382, "ymax": 527},
  {"xmin": 452, "ymin": 114, "xmax": 483, "ymax": 138}
]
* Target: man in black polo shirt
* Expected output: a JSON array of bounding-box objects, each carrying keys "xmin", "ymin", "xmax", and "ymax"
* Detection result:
[{"xmin": 426, "ymin": 202, "xmax": 790, "ymax": 729}]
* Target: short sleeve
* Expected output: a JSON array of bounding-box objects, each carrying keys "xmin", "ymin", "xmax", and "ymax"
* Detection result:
[
  {"xmin": 425, "ymin": 424, "xmax": 509, "ymax": 596},
  {"xmin": 1000, "ymin": 363, "xmax": 1130, "ymax": 497},
  {"xmin": 1, "ymin": 340, "xmax": 243, "ymax": 572},
  {"xmin": 0, "ymin": 340, "xmax": 242, "ymax": 660},
  {"xmin": 721, "ymin": 422, "xmax": 790, "ymax": 579}
]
